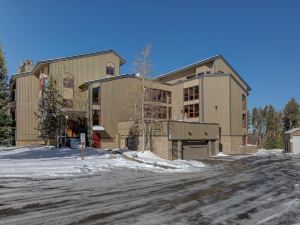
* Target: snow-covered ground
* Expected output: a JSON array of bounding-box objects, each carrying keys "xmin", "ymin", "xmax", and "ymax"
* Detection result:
[
  {"xmin": 0, "ymin": 146, "xmax": 206, "ymax": 177},
  {"xmin": 0, "ymin": 146, "xmax": 299, "ymax": 225}
]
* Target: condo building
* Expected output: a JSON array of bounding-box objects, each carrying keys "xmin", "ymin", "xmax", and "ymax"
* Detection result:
[{"xmin": 11, "ymin": 50, "xmax": 255, "ymax": 160}]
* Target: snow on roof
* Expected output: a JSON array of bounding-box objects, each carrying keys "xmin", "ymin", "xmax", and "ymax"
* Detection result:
[
  {"xmin": 93, "ymin": 126, "xmax": 105, "ymax": 131},
  {"xmin": 284, "ymin": 127, "xmax": 300, "ymax": 134}
]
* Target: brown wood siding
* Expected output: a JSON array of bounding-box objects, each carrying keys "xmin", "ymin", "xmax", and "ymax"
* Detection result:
[
  {"xmin": 16, "ymin": 74, "xmax": 40, "ymax": 142},
  {"xmin": 49, "ymin": 52, "xmax": 121, "ymax": 112}
]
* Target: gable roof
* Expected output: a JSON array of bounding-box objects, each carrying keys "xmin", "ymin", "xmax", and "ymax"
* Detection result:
[
  {"xmin": 153, "ymin": 55, "xmax": 251, "ymax": 91},
  {"xmin": 12, "ymin": 50, "xmax": 126, "ymax": 79},
  {"xmin": 79, "ymin": 74, "xmax": 138, "ymax": 91},
  {"xmin": 36, "ymin": 49, "xmax": 126, "ymax": 65},
  {"xmin": 284, "ymin": 127, "xmax": 300, "ymax": 134}
]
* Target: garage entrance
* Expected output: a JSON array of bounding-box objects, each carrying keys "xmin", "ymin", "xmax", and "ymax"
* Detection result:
[{"xmin": 182, "ymin": 140, "xmax": 209, "ymax": 160}]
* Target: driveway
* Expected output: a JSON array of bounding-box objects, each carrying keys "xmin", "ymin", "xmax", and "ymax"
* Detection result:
[{"xmin": 0, "ymin": 149, "xmax": 299, "ymax": 225}]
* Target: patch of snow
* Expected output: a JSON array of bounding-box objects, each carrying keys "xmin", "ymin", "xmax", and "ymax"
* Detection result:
[
  {"xmin": 0, "ymin": 147, "xmax": 205, "ymax": 178},
  {"xmin": 212, "ymin": 152, "xmax": 230, "ymax": 157},
  {"xmin": 124, "ymin": 150, "xmax": 205, "ymax": 171},
  {"xmin": 254, "ymin": 149, "xmax": 284, "ymax": 156}
]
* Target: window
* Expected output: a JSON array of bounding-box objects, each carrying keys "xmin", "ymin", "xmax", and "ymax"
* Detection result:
[
  {"xmin": 92, "ymin": 87, "xmax": 100, "ymax": 105},
  {"xmin": 184, "ymin": 104, "xmax": 199, "ymax": 118},
  {"xmin": 197, "ymin": 72, "xmax": 204, "ymax": 77},
  {"xmin": 63, "ymin": 99, "xmax": 73, "ymax": 109},
  {"xmin": 106, "ymin": 63, "xmax": 115, "ymax": 75},
  {"xmin": 194, "ymin": 86, "xmax": 199, "ymax": 99},
  {"xmin": 184, "ymin": 88, "xmax": 189, "ymax": 101},
  {"xmin": 195, "ymin": 104, "xmax": 199, "ymax": 117},
  {"xmin": 242, "ymin": 113, "xmax": 247, "ymax": 128},
  {"xmin": 183, "ymin": 86, "xmax": 199, "ymax": 101},
  {"xmin": 145, "ymin": 105, "xmax": 171, "ymax": 120},
  {"xmin": 146, "ymin": 88, "xmax": 171, "ymax": 104},
  {"xmin": 242, "ymin": 94, "xmax": 246, "ymax": 110},
  {"xmin": 93, "ymin": 110, "xmax": 100, "ymax": 125},
  {"xmin": 188, "ymin": 88, "xmax": 193, "ymax": 100},
  {"xmin": 206, "ymin": 71, "xmax": 211, "ymax": 75},
  {"xmin": 63, "ymin": 78, "xmax": 74, "ymax": 88}
]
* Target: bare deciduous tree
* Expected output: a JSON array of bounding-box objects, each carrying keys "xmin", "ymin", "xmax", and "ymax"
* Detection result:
[{"xmin": 134, "ymin": 44, "xmax": 155, "ymax": 151}]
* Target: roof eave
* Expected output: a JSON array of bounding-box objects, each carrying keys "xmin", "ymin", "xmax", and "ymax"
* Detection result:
[{"xmin": 152, "ymin": 55, "xmax": 221, "ymax": 81}]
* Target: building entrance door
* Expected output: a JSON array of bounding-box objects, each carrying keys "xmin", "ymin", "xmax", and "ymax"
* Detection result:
[{"xmin": 92, "ymin": 132, "xmax": 101, "ymax": 148}]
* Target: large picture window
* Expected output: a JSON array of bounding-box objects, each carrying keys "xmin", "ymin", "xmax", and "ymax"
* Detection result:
[
  {"xmin": 184, "ymin": 104, "xmax": 199, "ymax": 118},
  {"xmin": 145, "ymin": 105, "xmax": 172, "ymax": 120},
  {"xmin": 184, "ymin": 86, "xmax": 199, "ymax": 101},
  {"xmin": 146, "ymin": 88, "xmax": 171, "ymax": 104}
]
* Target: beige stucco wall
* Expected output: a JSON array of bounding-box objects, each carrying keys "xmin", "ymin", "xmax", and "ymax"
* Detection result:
[
  {"xmin": 168, "ymin": 121, "xmax": 219, "ymax": 140},
  {"xmin": 213, "ymin": 58, "xmax": 248, "ymax": 91},
  {"xmin": 15, "ymin": 74, "xmax": 41, "ymax": 146},
  {"xmin": 230, "ymin": 77, "xmax": 247, "ymax": 136},
  {"xmin": 100, "ymin": 78, "xmax": 140, "ymax": 145},
  {"xmin": 221, "ymin": 135, "xmax": 243, "ymax": 154},
  {"xmin": 152, "ymin": 136, "xmax": 170, "ymax": 159},
  {"xmin": 202, "ymin": 76, "xmax": 230, "ymax": 135}
]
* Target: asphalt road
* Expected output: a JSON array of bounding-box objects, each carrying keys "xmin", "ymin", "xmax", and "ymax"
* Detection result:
[{"xmin": 0, "ymin": 153, "xmax": 300, "ymax": 225}]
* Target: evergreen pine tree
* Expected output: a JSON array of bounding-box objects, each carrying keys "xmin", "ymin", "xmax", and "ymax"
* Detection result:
[
  {"xmin": 0, "ymin": 43, "xmax": 13, "ymax": 146},
  {"xmin": 36, "ymin": 77, "xmax": 66, "ymax": 145},
  {"xmin": 283, "ymin": 97, "xmax": 300, "ymax": 131}
]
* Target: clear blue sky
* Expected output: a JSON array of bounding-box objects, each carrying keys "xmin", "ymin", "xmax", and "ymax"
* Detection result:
[{"xmin": 1, "ymin": 0, "xmax": 299, "ymax": 110}]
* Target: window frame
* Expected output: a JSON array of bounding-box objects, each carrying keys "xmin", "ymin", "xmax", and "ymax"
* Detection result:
[
  {"xmin": 184, "ymin": 104, "xmax": 200, "ymax": 118},
  {"xmin": 242, "ymin": 113, "xmax": 247, "ymax": 128},
  {"xmin": 92, "ymin": 87, "xmax": 100, "ymax": 105},
  {"xmin": 183, "ymin": 86, "xmax": 199, "ymax": 102},
  {"xmin": 63, "ymin": 77, "xmax": 74, "ymax": 88},
  {"xmin": 92, "ymin": 110, "xmax": 100, "ymax": 125},
  {"xmin": 242, "ymin": 94, "xmax": 246, "ymax": 110},
  {"xmin": 106, "ymin": 62, "xmax": 115, "ymax": 76}
]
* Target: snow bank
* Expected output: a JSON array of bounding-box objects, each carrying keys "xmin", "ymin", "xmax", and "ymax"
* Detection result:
[
  {"xmin": 0, "ymin": 147, "xmax": 205, "ymax": 178},
  {"xmin": 254, "ymin": 149, "xmax": 284, "ymax": 156},
  {"xmin": 124, "ymin": 150, "xmax": 205, "ymax": 171}
]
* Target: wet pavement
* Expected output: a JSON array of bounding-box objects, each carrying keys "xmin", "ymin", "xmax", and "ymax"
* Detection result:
[{"xmin": 0, "ymin": 153, "xmax": 300, "ymax": 225}]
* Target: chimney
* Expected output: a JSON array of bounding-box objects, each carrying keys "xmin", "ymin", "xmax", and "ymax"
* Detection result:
[{"xmin": 17, "ymin": 59, "xmax": 34, "ymax": 74}]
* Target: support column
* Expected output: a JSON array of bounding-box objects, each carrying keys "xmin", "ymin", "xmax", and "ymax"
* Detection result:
[
  {"xmin": 178, "ymin": 140, "xmax": 183, "ymax": 160},
  {"xmin": 88, "ymin": 85, "xmax": 93, "ymax": 147},
  {"xmin": 208, "ymin": 140, "xmax": 212, "ymax": 157}
]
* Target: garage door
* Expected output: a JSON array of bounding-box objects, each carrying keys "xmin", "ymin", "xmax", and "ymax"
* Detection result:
[
  {"xmin": 182, "ymin": 141, "xmax": 209, "ymax": 160},
  {"xmin": 291, "ymin": 136, "xmax": 300, "ymax": 154}
]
